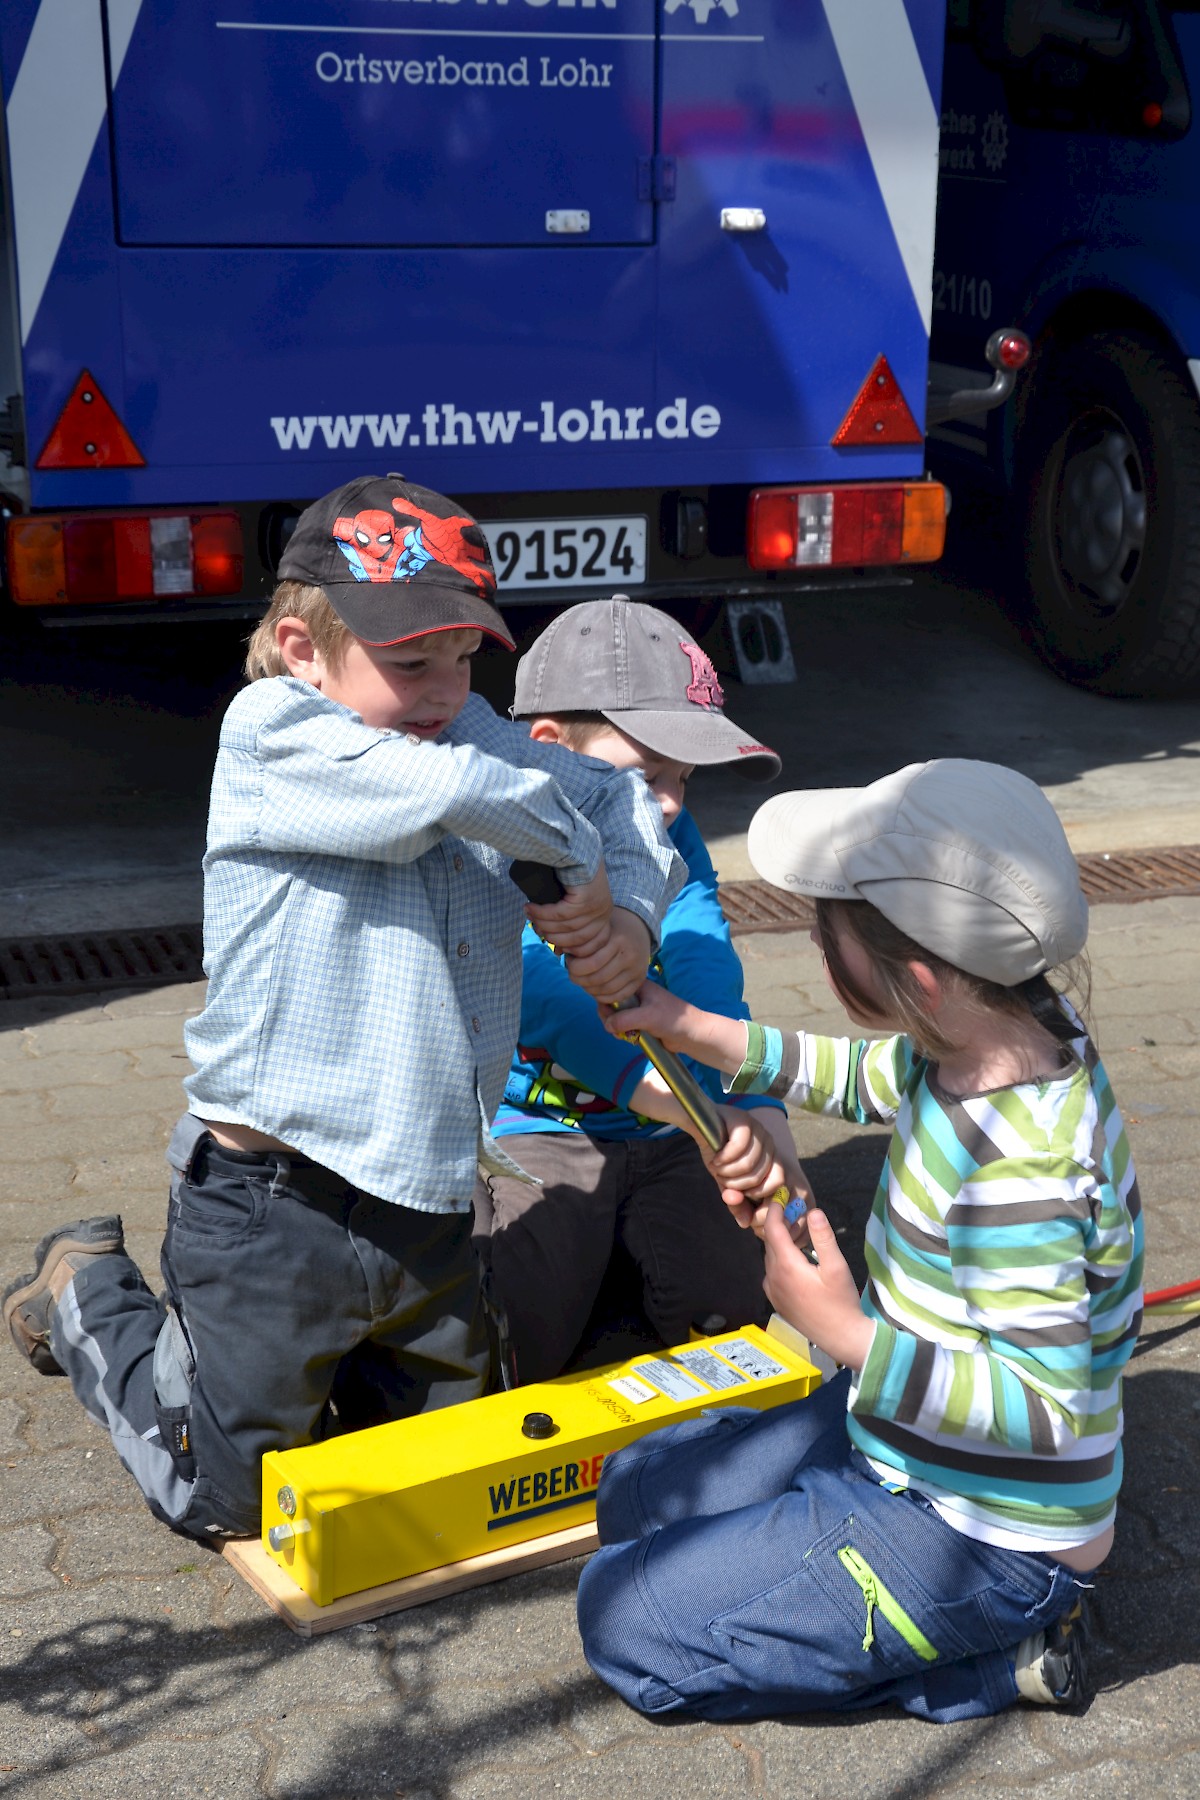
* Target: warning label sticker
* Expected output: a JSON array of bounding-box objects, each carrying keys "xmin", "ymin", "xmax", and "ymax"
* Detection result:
[
  {"xmin": 712, "ymin": 1337, "xmax": 787, "ymax": 1381},
  {"xmin": 608, "ymin": 1374, "xmax": 658, "ymax": 1405},
  {"xmin": 634, "ymin": 1358, "xmax": 710, "ymax": 1403},
  {"xmin": 670, "ymin": 1346, "xmax": 749, "ymax": 1391}
]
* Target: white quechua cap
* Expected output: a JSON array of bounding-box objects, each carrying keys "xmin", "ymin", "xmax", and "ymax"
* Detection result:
[{"xmin": 746, "ymin": 760, "xmax": 1088, "ymax": 986}]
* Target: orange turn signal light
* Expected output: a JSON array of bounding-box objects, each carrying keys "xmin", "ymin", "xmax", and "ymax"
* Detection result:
[{"xmin": 899, "ymin": 483, "xmax": 948, "ymax": 564}]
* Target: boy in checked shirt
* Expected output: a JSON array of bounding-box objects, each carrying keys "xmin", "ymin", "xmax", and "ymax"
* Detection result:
[{"xmin": 4, "ymin": 475, "xmax": 684, "ymax": 1541}]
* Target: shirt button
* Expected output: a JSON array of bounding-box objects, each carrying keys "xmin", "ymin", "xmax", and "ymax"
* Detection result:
[
  {"xmin": 453, "ymin": 855, "xmax": 464, "ymax": 872},
  {"xmin": 406, "ymin": 732, "xmax": 422, "ymax": 746},
  {"xmin": 472, "ymin": 1017, "xmax": 482, "ymax": 1033},
  {"xmin": 457, "ymin": 942, "xmax": 470, "ymax": 958}
]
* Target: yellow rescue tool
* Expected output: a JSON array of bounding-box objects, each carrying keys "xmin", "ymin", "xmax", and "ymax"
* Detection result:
[{"xmin": 262, "ymin": 1323, "xmax": 821, "ymax": 1607}]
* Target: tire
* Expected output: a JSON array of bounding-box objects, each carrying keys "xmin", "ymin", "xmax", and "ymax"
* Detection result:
[{"xmin": 1016, "ymin": 328, "xmax": 1200, "ymax": 696}]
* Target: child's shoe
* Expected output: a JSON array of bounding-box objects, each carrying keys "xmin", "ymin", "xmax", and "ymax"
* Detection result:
[
  {"xmin": 1014, "ymin": 1592, "xmax": 1093, "ymax": 1706},
  {"xmin": 3, "ymin": 1217, "xmax": 124, "ymax": 1374}
]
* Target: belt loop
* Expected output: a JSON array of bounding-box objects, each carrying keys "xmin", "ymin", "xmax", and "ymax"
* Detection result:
[
  {"xmin": 268, "ymin": 1154, "xmax": 292, "ymax": 1198},
  {"xmin": 166, "ymin": 1113, "xmax": 211, "ymax": 1183}
]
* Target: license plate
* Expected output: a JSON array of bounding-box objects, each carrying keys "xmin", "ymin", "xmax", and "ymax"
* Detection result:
[{"xmin": 479, "ymin": 516, "xmax": 646, "ymax": 591}]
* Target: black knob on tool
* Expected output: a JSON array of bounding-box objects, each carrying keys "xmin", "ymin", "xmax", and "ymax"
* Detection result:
[
  {"xmin": 510, "ymin": 860, "xmax": 566, "ymax": 905},
  {"xmin": 521, "ymin": 1411, "xmax": 557, "ymax": 1439}
]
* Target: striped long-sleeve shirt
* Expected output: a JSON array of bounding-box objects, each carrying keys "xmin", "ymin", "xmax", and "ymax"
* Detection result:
[{"xmin": 731, "ymin": 1019, "xmax": 1143, "ymax": 1552}]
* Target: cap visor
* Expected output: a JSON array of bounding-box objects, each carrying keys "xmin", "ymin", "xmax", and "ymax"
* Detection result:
[
  {"xmin": 328, "ymin": 580, "xmax": 515, "ymax": 650},
  {"xmin": 747, "ymin": 788, "xmax": 860, "ymax": 895},
  {"xmin": 602, "ymin": 707, "xmax": 781, "ymax": 780}
]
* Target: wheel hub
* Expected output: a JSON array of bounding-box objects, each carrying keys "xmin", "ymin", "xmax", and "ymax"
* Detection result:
[{"xmin": 1057, "ymin": 419, "xmax": 1146, "ymax": 613}]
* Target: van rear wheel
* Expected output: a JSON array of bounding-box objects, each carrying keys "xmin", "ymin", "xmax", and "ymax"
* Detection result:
[{"xmin": 1018, "ymin": 329, "xmax": 1200, "ymax": 696}]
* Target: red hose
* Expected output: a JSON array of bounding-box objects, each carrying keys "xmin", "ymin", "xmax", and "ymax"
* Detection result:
[{"xmin": 1144, "ymin": 1277, "xmax": 1200, "ymax": 1306}]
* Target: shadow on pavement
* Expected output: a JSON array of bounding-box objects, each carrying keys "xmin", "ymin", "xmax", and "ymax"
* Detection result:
[{"xmin": 3, "ymin": 1351, "xmax": 1196, "ymax": 1799}]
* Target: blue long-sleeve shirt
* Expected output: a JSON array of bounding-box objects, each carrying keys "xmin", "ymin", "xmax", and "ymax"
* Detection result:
[
  {"xmin": 183, "ymin": 681, "xmax": 684, "ymax": 1208},
  {"xmin": 493, "ymin": 808, "xmax": 785, "ymax": 1141}
]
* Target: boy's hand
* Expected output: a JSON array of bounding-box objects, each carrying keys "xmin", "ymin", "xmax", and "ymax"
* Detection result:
[
  {"xmin": 525, "ymin": 866, "xmax": 613, "ymax": 962},
  {"xmin": 761, "ymin": 1204, "xmax": 874, "ymax": 1370},
  {"xmin": 563, "ymin": 908, "xmax": 652, "ymax": 1005}
]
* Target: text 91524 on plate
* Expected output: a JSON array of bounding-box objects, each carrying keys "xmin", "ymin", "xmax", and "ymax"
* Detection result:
[{"xmin": 479, "ymin": 516, "xmax": 647, "ymax": 591}]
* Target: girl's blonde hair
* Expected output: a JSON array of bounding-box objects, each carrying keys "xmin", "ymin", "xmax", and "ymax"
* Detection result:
[
  {"xmin": 244, "ymin": 580, "xmax": 351, "ymax": 681},
  {"xmin": 814, "ymin": 896, "xmax": 1090, "ymax": 1060}
]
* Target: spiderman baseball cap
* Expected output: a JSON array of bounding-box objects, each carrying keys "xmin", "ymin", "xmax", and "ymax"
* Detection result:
[
  {"xmin": 277, "ymin": 474, "xmax": 514, "ymax": 649},
  {"xmin": 513, "ymin": 597, "xmax": 780, "ymax": 777}
]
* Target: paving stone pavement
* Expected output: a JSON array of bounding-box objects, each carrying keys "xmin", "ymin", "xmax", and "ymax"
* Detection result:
[{"xmin": 2, "ymin": 902, "xmax": 1199, "ymax": 1800}]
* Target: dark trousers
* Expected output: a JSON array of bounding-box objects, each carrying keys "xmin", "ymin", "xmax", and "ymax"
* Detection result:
[
  {"xmin": 50, "ymin": 1115, "xmax": 489, "ymax": 1539},
  {"xmin": 472, "ymin": 1130, "xmax": 771, "ymax": 1385}
]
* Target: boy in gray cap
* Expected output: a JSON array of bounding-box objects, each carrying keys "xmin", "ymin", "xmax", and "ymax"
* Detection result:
[
  {"xmin": 475, "ymin": 597, "xmax": 807, "ymax": 1383},
  {"xmin": 3, "ymin": 480, "xmax": 683, "ymax": 1542}
]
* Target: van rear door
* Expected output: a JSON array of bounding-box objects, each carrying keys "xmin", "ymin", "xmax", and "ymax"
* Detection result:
[{"xmin": 107, "ymin": 1, "xmax": 657, "ymax": 248}]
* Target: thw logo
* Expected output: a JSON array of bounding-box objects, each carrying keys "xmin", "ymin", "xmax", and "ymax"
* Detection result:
[{"xmin": 664, "ymin": 0, "xmax": 739, "ymax": 20}]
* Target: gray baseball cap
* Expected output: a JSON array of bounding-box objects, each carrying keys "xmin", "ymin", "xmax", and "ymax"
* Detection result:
[
  {"xmin": 513, "ymin": 597, "xmax": 781, "ymax": 778},
  {"xmin": 747, "ymin": 760, "xmax": 1088, "ymax": 985}
]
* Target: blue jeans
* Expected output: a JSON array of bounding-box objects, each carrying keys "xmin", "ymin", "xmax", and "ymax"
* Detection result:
[{"xmin": 576, "ymin": 1371, "xmax": 1089, "ymax": 1722}]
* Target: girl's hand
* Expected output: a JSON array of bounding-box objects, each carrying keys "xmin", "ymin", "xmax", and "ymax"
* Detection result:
[
  {"xmin": 602, "ymin": 980, "xmax": 704, "ymax": 1055},
  {"xmin": 602, "ymin": 981, "xmax": 747, "ymax": 1075},
  {"xmin": 703, "ymin": 1108, "xmax": 792, "ymax": 1223},
  {"xmin": 761, "ymin": 1203, "xmax": 875, "ymax": 1371}
]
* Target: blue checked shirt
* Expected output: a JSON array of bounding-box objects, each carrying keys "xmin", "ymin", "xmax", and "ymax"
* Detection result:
[{"xmin": 183, "ymin": 680, "xmax": 684, "ymax": 1210}]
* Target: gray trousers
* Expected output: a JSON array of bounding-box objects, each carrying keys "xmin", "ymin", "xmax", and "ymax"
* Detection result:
[
  {"xmin": 50, "ymin": 1115, "xmax": 489, "ymax": 1539},
  {"xmin": 473, "ymin": 1130, "xmax": 771, "ymax": 1386}
]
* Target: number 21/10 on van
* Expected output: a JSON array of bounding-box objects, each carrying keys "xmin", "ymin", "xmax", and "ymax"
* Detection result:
[{"xmin": 933, "ymin": 270, "xmax": 993, "ymax": 321}]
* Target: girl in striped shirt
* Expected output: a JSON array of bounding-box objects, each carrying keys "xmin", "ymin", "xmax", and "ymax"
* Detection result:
[{"xmin": 579, "ymin": 759, "xmax": 1143, "ymax": 1723}]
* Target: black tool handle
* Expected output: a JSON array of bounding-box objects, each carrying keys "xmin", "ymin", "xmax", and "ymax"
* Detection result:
[{"xmin": 509, "ymin": 859, "xmax": 567, "ymax": 905}]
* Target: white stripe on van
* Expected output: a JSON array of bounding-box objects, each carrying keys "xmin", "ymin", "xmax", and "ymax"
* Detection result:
[
  {"xmin": 7, "ymin": 0, "xmax": 144, "ymax": 345},
  {"xmin": 820, "ymin": 0, "xmax": 939, "ymax": 337}
]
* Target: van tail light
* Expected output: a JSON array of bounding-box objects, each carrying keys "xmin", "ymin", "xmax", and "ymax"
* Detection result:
[
  {"xmin": 6, "ymin": 511, "xmax": 243, "ymax": 605},
  {"xmin": 746, "ymin": 482, "xmax": 947, "ymax": 570}
]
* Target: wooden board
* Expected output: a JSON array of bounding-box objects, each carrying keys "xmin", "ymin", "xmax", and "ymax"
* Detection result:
[{"xmin": 222, "ymin": 1522, "xmax": 599, "ymax": 1638}]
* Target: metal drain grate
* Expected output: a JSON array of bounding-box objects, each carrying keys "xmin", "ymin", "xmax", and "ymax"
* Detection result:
[
  {"xmin": 3, "ymin": 845, "xmax": 1200, "ymax": 999},
  {"xmin": 718, "ymin": 844, "xmax": 1200, "ymax": 936},
  {"xmin": 1076, "ymin": 846, "xmax": 1200, "ymax": 903},
  {"xmin": 718, "ymin": 882, "xmax": 816, "ymax": 935},
  {"xmin": 0, "ymin": 925, "xmax": 205, "ymax": 1001}
]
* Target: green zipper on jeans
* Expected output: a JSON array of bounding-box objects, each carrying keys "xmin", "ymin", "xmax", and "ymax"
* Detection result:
[{"xmin": 837, "ymin": 1545, "xmax": 939, "ymax": 1661}]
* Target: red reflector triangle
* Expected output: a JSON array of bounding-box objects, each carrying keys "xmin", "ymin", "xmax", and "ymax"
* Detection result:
[
  {"xmin": 831, "ymin": 354, "xmax": 922, "ymax": 447},
  {"xmin": 36, "ymin": 369, "xmax": 146, "ymax": 470}
]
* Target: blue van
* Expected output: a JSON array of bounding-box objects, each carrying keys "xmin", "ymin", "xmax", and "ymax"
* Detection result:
[
  {"xmin": 0, "ymin": 0, "xmax": 963, "ymax": 646},
  {"xmin": 931, "ymin": 0, "xmax": 1200, "ymax": 694}
]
